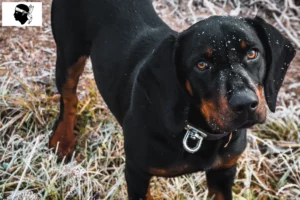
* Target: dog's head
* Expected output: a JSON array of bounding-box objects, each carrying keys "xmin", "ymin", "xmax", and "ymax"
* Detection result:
[
  {"xmin": 137, "ymin": 16, "xmax": 295, "ymax": 133},
  {"xmin": 175, "ymin": 16, "xmax": 295, "ymax": 132}
]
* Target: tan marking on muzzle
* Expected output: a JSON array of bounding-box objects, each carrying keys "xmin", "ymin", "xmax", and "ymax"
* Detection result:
[
  {"xmin": 201, "ymin": 100, "xmax": 215, "ymax": 121},
  {"xmin": 201, "ymin": 97, "xmax": 231, "ymax": 129},
  {"xmin": 185, "ymin": 80, "xmax": 193, "ymax": 96},
  {"xmin": 255, "ymin": 86, "xmax": 267, "ymax": 121}
]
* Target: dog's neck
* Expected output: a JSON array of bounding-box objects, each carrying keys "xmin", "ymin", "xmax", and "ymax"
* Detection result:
[
  {"xmin": 181, "ymin": 104, "xmax": 232, "ymax": 153},
  {"xmin": 187, "ymin": 104, "xmax": 212, "ymax": 132},
  {"xmin": 186, "ymin": 102, "xmax": 230, "ymax": 139}
]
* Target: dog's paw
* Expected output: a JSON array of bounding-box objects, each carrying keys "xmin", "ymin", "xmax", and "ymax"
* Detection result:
[{"xmin": 49, "ymin": 128, "xmax": 76, "ymax": 161}]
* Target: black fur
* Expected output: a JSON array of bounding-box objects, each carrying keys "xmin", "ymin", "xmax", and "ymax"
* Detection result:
[{"xmin": 51, "ymin": 0, "xmax": 295, "ymax": 199}]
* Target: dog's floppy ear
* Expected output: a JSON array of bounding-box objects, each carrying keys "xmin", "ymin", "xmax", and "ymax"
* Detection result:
[
  {"xmin": 135, "ymin": 35, "xmax": 189, "ymax": 133},
  {"xmin": 246, "ymin": 17, "xmax": 296, "ymax": 112}
]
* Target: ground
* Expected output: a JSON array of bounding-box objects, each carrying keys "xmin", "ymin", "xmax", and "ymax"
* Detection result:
[{"xmin": 0, "ymin": 0, "xmax": 300, "ymax": 199}]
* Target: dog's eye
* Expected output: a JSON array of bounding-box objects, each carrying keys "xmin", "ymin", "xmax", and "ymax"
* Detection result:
[
  {"xmin": 197, "ymin": 61, "xmax": 208, "ymax": 70},
  {"xmin": 247, "ymin": 49, "xmax": 258, "ymax": 59}
]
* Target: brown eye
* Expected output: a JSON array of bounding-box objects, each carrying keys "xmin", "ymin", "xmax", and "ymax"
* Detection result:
[
  {"xmin": 247, "ymin": 49, "xmax": 258, "ymax": 59},
  {"xmin": 197, "ymin": 61, "xmax": 208, "ymax": 70}
]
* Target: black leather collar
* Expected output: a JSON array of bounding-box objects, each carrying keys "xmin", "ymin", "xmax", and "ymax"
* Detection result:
[{"xmin": 185, "ymin": 122, "xmax": 230, "ymax": 140}]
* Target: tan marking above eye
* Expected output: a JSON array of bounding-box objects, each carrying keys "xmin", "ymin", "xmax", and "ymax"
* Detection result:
[
  {"xmin": 247, "ymin": 49, "xmax": 258, "ymax": 59},
  {"xmin": 206, "ymin": 48, "xmax": 213, "ymax": 57},
  {"xmin": 241, "ymin": 40, "xmax": 247, "ymax": 49},
  {"xmin": 197, "ymin": 61, "xmax": 208, "ymax": 70}
]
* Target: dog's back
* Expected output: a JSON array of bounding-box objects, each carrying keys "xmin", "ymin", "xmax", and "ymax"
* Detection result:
[{"xmin": 51, "ymin": 0, "xmax": 174, "ymax": 122}]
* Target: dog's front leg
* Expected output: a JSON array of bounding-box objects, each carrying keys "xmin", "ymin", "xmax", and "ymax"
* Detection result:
[
  {"xmin": 125, "ymin": 161, "xmax": 152, "ymax": 200},
  {"xmin": 205, "ymin": 165, "xmax": 237, "ymax": 200}
]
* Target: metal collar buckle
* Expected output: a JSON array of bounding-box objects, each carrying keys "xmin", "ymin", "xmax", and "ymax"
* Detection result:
[{"xmin": 183, "ymin": 124, "xmax": 207, "ymax": 153}]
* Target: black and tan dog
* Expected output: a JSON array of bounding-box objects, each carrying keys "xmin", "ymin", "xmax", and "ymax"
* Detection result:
[{"xmin": 49, "ymin": 0, "xmax": 295, "ymax": 199}]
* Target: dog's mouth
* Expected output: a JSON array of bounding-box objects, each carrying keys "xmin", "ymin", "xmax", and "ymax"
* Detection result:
[
  {"xmin": 205, "ymin": 115, "xmax": 264, "ymax": 133},
  {"xmin": 237, "ymin": 120, "xmax": 257, "ymax": 129}
]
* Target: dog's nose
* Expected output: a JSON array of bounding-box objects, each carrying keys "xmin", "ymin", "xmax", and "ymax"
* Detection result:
[{"xmin": 229, "ymin": 90, "xmax": 258, "ymax": 114}]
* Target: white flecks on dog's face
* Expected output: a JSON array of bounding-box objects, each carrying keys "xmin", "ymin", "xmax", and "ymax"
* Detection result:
[{"xmin": 178, "ymin": 16, "xmax": 267, "ymax": 132}]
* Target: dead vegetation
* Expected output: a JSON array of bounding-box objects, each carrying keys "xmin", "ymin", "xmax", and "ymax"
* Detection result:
[{"xmin": 0, "ymin": 0, "xmax": 300, "ymax": 199}]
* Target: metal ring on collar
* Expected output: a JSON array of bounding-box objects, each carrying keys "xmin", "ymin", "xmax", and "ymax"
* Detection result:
[{"xmin": 182, "ymin": 129, "xmax": 203, "ymax": 153}]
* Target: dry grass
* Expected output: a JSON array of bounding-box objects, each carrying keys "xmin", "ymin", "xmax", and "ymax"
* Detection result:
[{"xmin": 0, "ymin": 0, "xmax": 300, "ymax": 199}]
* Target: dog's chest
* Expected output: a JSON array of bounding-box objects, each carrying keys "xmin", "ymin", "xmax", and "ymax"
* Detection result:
[
  {"xmin": 148, "ymin": 150, "xmax": 241, "ymax": 177},
  {"xmin": 147, "ymin": 131, "xmax": 247, "ymax": 177}
]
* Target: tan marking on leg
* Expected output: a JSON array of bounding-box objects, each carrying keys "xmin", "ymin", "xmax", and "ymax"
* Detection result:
[
  {"xmin": 208, "ymin": 189, "xmax": 224, "ymax": 200},
  {"xmin": 185, "ymin": 80, "xmax": 193, "ymax": 96},
  {"xmin": 146, "ymin": 186, "xmax": 153, "ymax": 200},
  {"xmin": 49, "ymin": 56, "xmax": 87, "ymax": 159}
]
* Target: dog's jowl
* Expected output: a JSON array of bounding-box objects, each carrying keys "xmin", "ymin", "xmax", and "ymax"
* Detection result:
[{"xmin": 49, "ymin": 0, "xmax": 295, "ymax": 199}]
